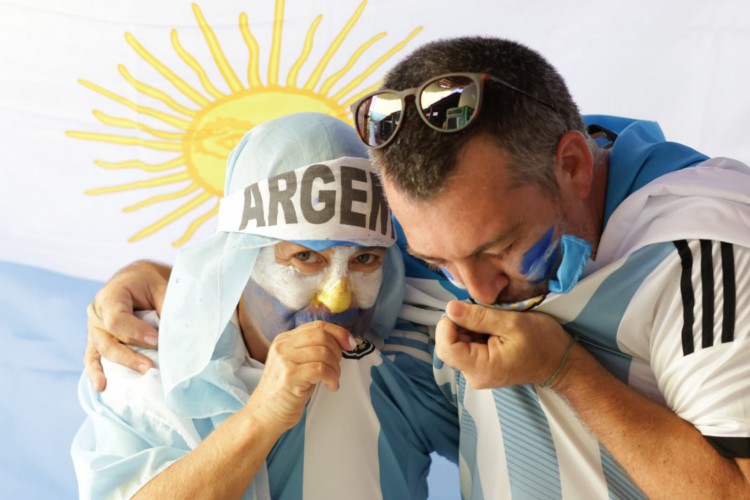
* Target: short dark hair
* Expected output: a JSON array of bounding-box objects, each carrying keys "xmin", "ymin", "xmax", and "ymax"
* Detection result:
[{"xmin": 371, "ymin": 36, "xmax": 587, "ymax": 200}]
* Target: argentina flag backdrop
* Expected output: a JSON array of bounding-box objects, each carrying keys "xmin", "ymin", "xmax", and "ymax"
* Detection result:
[{"xmin": 1, "ymin": 0, "xmax": 749, "ymax": 497}]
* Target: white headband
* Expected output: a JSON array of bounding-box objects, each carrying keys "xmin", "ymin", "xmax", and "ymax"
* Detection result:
[{"xmin": 217, "ymin": 157, "xmax": 395, "ymax": 248}]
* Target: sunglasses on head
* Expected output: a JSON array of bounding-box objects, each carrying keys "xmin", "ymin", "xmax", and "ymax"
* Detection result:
[{"xmin": 350, "ymin": 72, "xmax": 560, "ymax": 149}]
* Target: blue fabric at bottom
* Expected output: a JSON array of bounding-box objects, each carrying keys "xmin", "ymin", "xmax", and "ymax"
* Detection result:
[{"xmin": 0, "ymin": 260, "xmax": 101, "ymax": 499}]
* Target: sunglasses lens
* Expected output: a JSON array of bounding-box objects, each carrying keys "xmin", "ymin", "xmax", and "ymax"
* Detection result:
[
  {"xmin": 354, "ymin": 92, "xmax": 403, "ymax": 147},
  {"xmin": 420, "ymin": 75, "xmax": 479, "ymax": 131}
]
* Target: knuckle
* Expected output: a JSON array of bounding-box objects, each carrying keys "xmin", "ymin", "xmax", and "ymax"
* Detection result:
[
  {"xmin": 314, "ymin": 345, "xmax": 331, "ymax": 359},
  {"xmin": 472, "ymin": 304, "xmax": 488, "ymax": 324},
  {"xmin": 98, "ymin": 340, "xmax": 121, "ymax": 360},
  {"xmin": 466, "ymin": 373, "xmax": 489, "ymax": 390},
  {"xmin": 312, "ymin": 361, "xmax": 328, "ymax": 377},
  {"xmin": 104, "ymin": 315, "xmax": 126, "ymax": 337}
]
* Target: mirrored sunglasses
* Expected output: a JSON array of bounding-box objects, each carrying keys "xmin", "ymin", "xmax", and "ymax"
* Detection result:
[{"xmin": 350, "ymin": 72, "xmax": 559, "ymax": 149}]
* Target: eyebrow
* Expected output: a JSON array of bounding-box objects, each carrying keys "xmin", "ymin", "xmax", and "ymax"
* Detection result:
[
  {"xmin": 355, "ymin": 246, "xmax": 388, "ymax": 253},
  {"xmin": 406, "ymin": 221, "xmax": 523, "ymax": 263}
]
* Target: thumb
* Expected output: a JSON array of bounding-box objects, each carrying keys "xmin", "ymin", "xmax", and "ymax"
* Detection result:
[{"xmin": 445, "ymin": 300, "xmax": 503, "ymax": 337}]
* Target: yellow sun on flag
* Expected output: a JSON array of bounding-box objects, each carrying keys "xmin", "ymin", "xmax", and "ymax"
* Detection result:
[{"xmin": 67, "ymin": 1, "xmax": 421, "ymax": 246}]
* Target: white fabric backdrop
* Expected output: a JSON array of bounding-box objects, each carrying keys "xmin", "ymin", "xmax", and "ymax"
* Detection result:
[{"xmin": 1, "ymin": 1, "xmax": 749, "ymax": 498}]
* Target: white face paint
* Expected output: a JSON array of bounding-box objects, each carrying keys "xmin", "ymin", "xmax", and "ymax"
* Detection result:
[
  {"xmin": 241, "ymin": 242, "xmax": 386, "ymax": 341},
  {"xmin": 251, "ymin": 244, "xmax": 383, "ymax": 310}
]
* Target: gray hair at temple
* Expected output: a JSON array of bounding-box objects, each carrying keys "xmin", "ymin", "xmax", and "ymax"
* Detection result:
[{"xmin": 371, "ymin": 36, "xmax": 588, "ymax": 200}]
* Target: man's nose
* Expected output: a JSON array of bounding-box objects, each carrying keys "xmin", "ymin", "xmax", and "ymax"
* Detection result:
[
  {"xmin": 455, "ymin": 260, "xmax": 508, "ymax": 305},
  {"xmin": 313, "ymin": 277, "xmax": 352, "ymax": 313}
]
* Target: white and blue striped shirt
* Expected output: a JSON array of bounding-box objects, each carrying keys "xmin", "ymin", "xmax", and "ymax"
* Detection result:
[
  {"xmin": 72, "ymin": 315, "xmax": 458, "ymax": 499},
  {"xmin": 398, "ymin": 118, "xmax": 750, "ymax": 499}
]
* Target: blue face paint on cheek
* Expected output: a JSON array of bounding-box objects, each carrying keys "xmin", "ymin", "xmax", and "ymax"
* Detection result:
[
  {"xmin": 520, "ymin": 226, "xmax": 560, "ymax": 284},
  {"xmin": 242, "ymin": 278, "xmax": 376, "ymax": 340},
  {"xmin": 242, "ymin": 278, "xmax": 297, "ymax": 341}
]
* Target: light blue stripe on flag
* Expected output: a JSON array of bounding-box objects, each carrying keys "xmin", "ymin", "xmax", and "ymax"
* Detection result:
[{"xmin": 0, "ymin": 260, "xmax": 101, "ymax": 499}]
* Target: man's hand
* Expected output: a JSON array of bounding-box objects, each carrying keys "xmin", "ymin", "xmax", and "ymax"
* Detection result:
[
  {"xmin": 85, "ymin": 260, "xmax": 171, "ymax": 391},
  {"xmin": 246, "ymin": 321, "xmax": 356, "ymax": 432},
  {"xmin": 435, "ymin": 300, "xmax": 572, "ymax": 389}
]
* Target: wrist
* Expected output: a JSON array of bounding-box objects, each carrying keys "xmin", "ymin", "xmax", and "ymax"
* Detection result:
[
  {"xmin": 547, "ymin": 341, "xmax": 595, "ymax": 393},
  {"xmin": 243, "ymin": 390, "xmax": 303, "ymax": 436},
  {"xmin": 540, "ymin": 335, "xmax": 577, "ymax": 389}
]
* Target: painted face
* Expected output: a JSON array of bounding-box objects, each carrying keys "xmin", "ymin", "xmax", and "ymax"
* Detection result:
[
  {"xmin": 384, "ymin": 134, "xmax": 594, "ymax": 306},
  {"xmin": 240, "ymin": 241, "xmax": 386, "ymax": 341}
]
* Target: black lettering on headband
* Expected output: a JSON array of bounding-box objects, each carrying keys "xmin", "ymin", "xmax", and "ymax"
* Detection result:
[
  {"xmin": 300, "ymin": 164, "xmax": 336, "ymax": 224},
  {"xmin": 368, "ymin": 171, "xmax": 390, "ymax": 236},
  {"xmin": 239, "ymin": 183, "xmax": 266, "ymax": 229},
  {"xmin": 340, "ymin": 165, "xmax": 367, "ymax": 229},
  {"xmin": 267, "ymin": 171, "xmax": 298, "ymax": 226}
]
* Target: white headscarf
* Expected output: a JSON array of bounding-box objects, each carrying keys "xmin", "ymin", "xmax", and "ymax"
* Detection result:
[{"xmin": 159, "ymin": 112, "xmax": 404, "ymax": 418}]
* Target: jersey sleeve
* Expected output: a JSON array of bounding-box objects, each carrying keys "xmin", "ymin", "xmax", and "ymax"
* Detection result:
[{"xmin": 644, "ymin": 239, "xmax": 750, "ymax": 457}]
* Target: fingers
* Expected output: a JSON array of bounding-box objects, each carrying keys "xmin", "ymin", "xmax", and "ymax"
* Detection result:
[
  {"xmin": 435, "ymin": 314, "xmax": 488, "ymax": 374},
  {"xmin": 298, "ymin": 320, "xmax": 357, "ymax": 352},
  {"xmin": 84, "ymin": 324, "xmax": 154, "ymax": 392},
  {"xmin": 250, "ymin": 322, "xmax": 350, "ymax": 430},
  {"xmin": 83, "ymin": 342, "xmax": 106, "ymax": 392},
  {"xmin": 88, "ymin": 260, "xmax": 170, "ymax": 348},
  {"xmin": 444, "ymin": 300, "xmax": 502, "ymax": 336},
  {"xmin": 91, "ymin": 293, "xmax": 158, "ymax": 348},
  {"xmin": 89, "ymin": 320, "xmax": 154, "ymax": 372},
  {"xmin": 271, "ymin": 322, "xmax": 348, "ymax": 391},
  {"xmin": 289, "ymin": 356, "xmax": 342, "ymax": 393}
]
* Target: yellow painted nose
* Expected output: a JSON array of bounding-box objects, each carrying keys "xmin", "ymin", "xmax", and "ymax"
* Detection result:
[{"xmin": 314, "ymin": 278, "xmax": 352, "ymax": 314}]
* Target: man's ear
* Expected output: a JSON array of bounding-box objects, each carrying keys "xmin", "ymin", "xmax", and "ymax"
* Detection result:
[{"xmin": 555, "ymin": 130, "xmax": 594, "ymax": 200}]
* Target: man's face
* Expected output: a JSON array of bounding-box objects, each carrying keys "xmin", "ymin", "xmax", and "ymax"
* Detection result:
[
  {"xmin": 239, "ymin": 242, "xmax": 387, "ymax": 342},
  {"xmin": 384, "ymin": 134, "xmax": 585, "ymax": 306}
]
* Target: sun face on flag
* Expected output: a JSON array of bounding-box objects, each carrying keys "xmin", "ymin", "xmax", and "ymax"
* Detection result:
[{"xmin": 67, "ymin": 1, "xmax": 421, "ymax": 247}]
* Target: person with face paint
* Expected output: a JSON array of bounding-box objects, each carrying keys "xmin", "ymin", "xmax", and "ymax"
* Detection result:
[{"xmin": 71, "ymin": 113, "xmax": 458, "ymax": 499}]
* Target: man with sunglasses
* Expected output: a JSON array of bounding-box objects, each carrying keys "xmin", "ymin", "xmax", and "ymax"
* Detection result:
[
  {"xmin": 86, "ymin": 37, "xmax": 750, "ymax": 498},
  {"xmin": 355, "ymin": 36, "xmax": 750, "ymax": 498}
]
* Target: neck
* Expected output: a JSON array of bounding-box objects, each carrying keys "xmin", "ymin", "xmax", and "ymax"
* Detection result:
[{"xmin": 588, "ymin": 149, "xmax": 611, "ymax": 259}]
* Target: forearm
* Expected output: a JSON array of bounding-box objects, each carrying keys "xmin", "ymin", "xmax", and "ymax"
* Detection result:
[
  {"xmin": 555, "ymin": 346, "xmax": 750, "ymax": 499},
  {"xmin": 133, "ymin": 408, "xmax": 282, "ymax": 499}
]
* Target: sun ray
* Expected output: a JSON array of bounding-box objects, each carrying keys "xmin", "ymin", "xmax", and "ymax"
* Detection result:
[
  {"xmin": 86, "ymin": 171, "xmax": 191, "ymax": 195},
  {"xmin": 123, "ymin": 183, "xmax": 200, "ymax": 211},
  {"xmin": 287, "ymin": 15, "xmax": 322, "ymax": 88},
  {"xmin": 125, "ymin": 32, "xmax": 211, "ymax": 107},
  {"xmin": 332, "ymin": 26, "xmax": 422, "ymax": 102},
  {"xmin": 172, "ymin": 201, "xmax": 219, "ymax": 247},
  {"xmin": 118, "ymin": 65, "xmax": 196, "ymax": 118},
  {"xmin": 192, "ymin": 3, "xmax": 244, "ymax": 92},
  {"xmin": 238, "ymin": 12, "xmax": 262, "ymax": 87},
  {"xmin": 94, "ymin": 157, "xmax": 185, "ymax": 172},
  {"xmin": 77, "ymin": 80, "xmax": 192, "ymax": 130},
  {"xmin": 67, "ymin": 131, "xmax": 182, "ymax": 151},
  {"xmin": 319, "ymin": 32, "xmax": 385, "ymax": 96},
  {"xmin": 303, "ymin": 0, "xmax": 367, "ymax": 91},
  {"xmin": 170, "ymin": 30, "xmax": 226, "ymax": 101},
  {"xmin": 268, "ymin": 0, "xmax": 286, "ymax": 85},
  {"xmin": 128, "ymin": 191, "xmax": 213, "ymax": 243},
  {"xmin": 92, "ymin": 110, "xmax": 184, "ymax": 140},
  {"xmin": 74, "ymin": 2, "xmax": 422, "ymax": 247}
]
